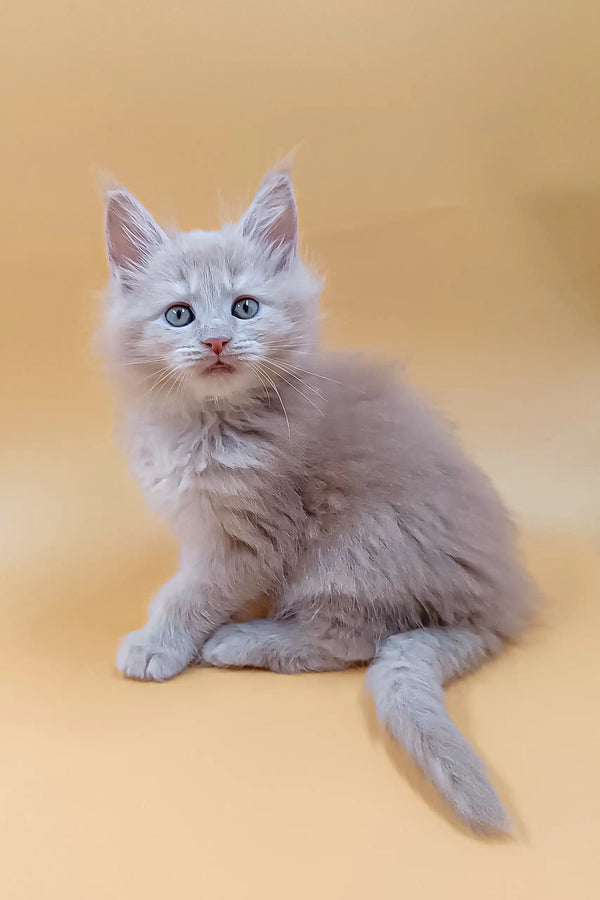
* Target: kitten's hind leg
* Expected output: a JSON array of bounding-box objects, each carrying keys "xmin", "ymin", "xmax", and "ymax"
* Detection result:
[{"xmin": 202, "ymin": 619, "xmax": 364, "ymax": 673}]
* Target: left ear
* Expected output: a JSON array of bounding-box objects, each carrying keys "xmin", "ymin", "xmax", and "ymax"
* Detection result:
[
  {"xmin": 104, "ymin": 187, "xmax": 166, "ymax": 288},
  {"xmin": 240, "ymin": 170, "xmax": 298, "ymax": 270}
]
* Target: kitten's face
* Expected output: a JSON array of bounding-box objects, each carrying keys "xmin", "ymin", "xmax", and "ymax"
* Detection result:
[{"xmin": 101, "ymin": 171, "xmax": 321, "ymax": 407}]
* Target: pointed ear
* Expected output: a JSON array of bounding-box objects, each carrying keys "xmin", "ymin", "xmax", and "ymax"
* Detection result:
[
  {"xmin": 104, "ymin": 188, "xmax": 166, "ymax": 286},
  {"xmin": 240, "ymin": 171, "xmax": 298, "ymax": 269}
]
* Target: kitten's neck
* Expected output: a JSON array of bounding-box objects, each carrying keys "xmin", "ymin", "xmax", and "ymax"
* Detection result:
[{"xmin": 128, "ymin": 383, "xmax": 275, "ymax": 431}]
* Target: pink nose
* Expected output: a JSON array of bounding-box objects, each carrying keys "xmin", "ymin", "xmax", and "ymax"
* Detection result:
[{"xmin": 203, "ymin": 337, "xmax": 231, "ymax": 356}]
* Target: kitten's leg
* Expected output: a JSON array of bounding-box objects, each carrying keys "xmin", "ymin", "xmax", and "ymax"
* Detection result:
[
  {"xmin": 117, "ymin": 571, "xmax": 242, "ymax": 682},
  {"xmin": 202, "ymin": 619, "xmax": 370, "ymax": 673}
]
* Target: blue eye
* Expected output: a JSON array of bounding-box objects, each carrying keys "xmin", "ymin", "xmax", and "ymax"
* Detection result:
[
  {"xmin": 231, "ymin": 297, "xmax": 259, "ymax": 320},
  {"xmin": 165, "ymin": 305, "xmax": 195, "ymax": 327}
]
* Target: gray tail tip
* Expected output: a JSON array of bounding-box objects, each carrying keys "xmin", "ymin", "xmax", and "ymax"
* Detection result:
[
  {"xmin": 452, "ymin": 782, "xmax": 514, "ymax": 835},
  {"xmin": 467, "ymin": 807, "xmax": 514, "ymax": 836}
]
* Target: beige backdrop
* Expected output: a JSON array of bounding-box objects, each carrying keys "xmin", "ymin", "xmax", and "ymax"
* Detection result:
[{"xmin": 1, "ymin": 2, "xmax": 599, "ymax": 898}]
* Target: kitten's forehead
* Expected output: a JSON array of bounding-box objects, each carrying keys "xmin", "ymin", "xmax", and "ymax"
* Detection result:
[
  {"xmin": 157, "ymin": 227, "xmax": 268, "ymax": 301},
  {"xmin": 171, "ymin": 229, "xmax": 239, "ymax": 277}
]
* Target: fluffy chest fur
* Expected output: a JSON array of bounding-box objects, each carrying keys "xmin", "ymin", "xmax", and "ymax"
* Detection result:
[
  {"xmin": 127, "ymin": 406, "xmax": 308, "ymax": 581},
  {"xmin": 130, "ymin": 410, "xmax": 277, "ymax": 514}
]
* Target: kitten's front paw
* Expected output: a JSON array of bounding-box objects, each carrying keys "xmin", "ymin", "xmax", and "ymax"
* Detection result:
[
  {"xmin": 202, "ymin": 622, "xmax": 266, "ymax": 668},
  {"xmin": 117, "ymin": 629, "xmax": 193, "ymax": 681}
]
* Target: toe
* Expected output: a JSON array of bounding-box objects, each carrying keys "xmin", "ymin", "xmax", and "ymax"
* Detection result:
[
  {"xmin": 202, "ymin": 631, "xmax": 237, "ymax": 667},
  {"xmin": 116, "ymin": 630, "xmax": 192, "ymax": 681},
  {"xmin": 202, "ymin": 625, "xmax": 259, "ymax": 668},
  {"xmin": 145, "ymin": 650, "xmax": 189, "ymax": 681},
  {"xmin": 116, "ymin": 641, "xmax": 152, "ymax": 679}
]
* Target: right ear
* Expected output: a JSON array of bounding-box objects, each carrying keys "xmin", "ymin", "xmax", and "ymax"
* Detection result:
[{"xmin": 104, "ymin": 187, "xmax": 166, "ymax": 286}]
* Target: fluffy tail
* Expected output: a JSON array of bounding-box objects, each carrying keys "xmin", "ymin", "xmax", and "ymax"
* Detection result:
[{"xmin": 365, "ymin": 626, "xmax": 511, "ymax": 833}]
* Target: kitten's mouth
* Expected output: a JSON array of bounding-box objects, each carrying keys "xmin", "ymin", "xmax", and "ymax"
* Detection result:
[{"xmin": 203, "ymin": 359, "xmax": 236, "ymax": 376}]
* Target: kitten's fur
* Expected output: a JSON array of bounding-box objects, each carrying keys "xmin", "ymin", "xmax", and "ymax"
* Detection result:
[{"xmin": 100, "ymin": 167, "xmax": 535, "ymax": 833}]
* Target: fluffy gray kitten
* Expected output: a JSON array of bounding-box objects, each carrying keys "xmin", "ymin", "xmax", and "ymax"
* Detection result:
[{"xmin": 100, "ymin": 167, "xmax": 534, "ymax": 833}]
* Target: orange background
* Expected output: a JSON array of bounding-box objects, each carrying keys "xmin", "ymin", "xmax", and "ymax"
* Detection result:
[{"xmin": 1, "ymin": 2, "xmax": 599, "ymax": 898}]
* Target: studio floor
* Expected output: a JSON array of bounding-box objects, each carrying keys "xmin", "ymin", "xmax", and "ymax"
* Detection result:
[{"xmin": 1, "ymin": 2, "xmax": 599, "ymax": 898}]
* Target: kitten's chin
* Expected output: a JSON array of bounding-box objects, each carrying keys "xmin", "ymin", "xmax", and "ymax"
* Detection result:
[{"xmin": 185, "ymin": 367, "xmax": 257, "ymax": 404}]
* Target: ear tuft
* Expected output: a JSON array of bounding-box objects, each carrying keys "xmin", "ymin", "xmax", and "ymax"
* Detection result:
[
  {"xmin": 240, "ymin": 170, "xmax": 298, "ymax": 270},
  {"xmin": 104, "ymin": 188, "xmax": 165, "ymax": 285}
]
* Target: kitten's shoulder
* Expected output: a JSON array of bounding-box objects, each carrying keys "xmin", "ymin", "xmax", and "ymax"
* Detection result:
[
  {"xmin": 315, "ymin": 350, "xmax": 456, "ymax": 444},
  {"xmin": 314, "ymin": 350, "xmax": 409, "ymax": 400}
]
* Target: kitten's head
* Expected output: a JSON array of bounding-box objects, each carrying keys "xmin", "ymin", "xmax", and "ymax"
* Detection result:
[{"xmin": 100, "ymin": 168, "xmax": 322, "ymax": 408}]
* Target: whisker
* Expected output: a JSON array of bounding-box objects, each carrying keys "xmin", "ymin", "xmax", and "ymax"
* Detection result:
[
  {"xmin": 114, "ymin": 356, "xmax": 170, "ymax": 367},
  {"xmin": 263, "ymin": 360, "xmax": 327, "ymax": 402},
  {"xmin": 271, "ymin": 360, "xmax": 344, "ymax": 386},
  {"xmin": 257, "ymin": 365, "xmax": 290, "ymax": 437},
  {"xmin": 144, "ymin": 367, "xmax": 178, "ymax": 417},
  {"xmin": 147, "ymin": 367, "xmax": 178, "ymax": 407},
  {"xmin": 134, "ymin": 365, "xmax": 174, "ymax": 386},
  {"xmin": 163, "ymin": 369, "xmax": 183, "ymax": 408},
  {"xmin": 247, "ymin": 362, "xmax": 271, "ymax": 407},
  {"xmin": 261, "ymin": 362, "xmax": 326, "ymax": 417},
  {"xmin": 256, "ymin": 344, "xmax": 314, "ymax": 355},
  {"xmin": 173, "ymin": 370, "xmax": 190, "ymax": 417}
]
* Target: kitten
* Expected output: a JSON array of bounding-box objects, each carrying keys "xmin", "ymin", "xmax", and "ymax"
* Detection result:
[{"xmin": 100, "ymin": 166, "xmax": 535, "ymax": 833}]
